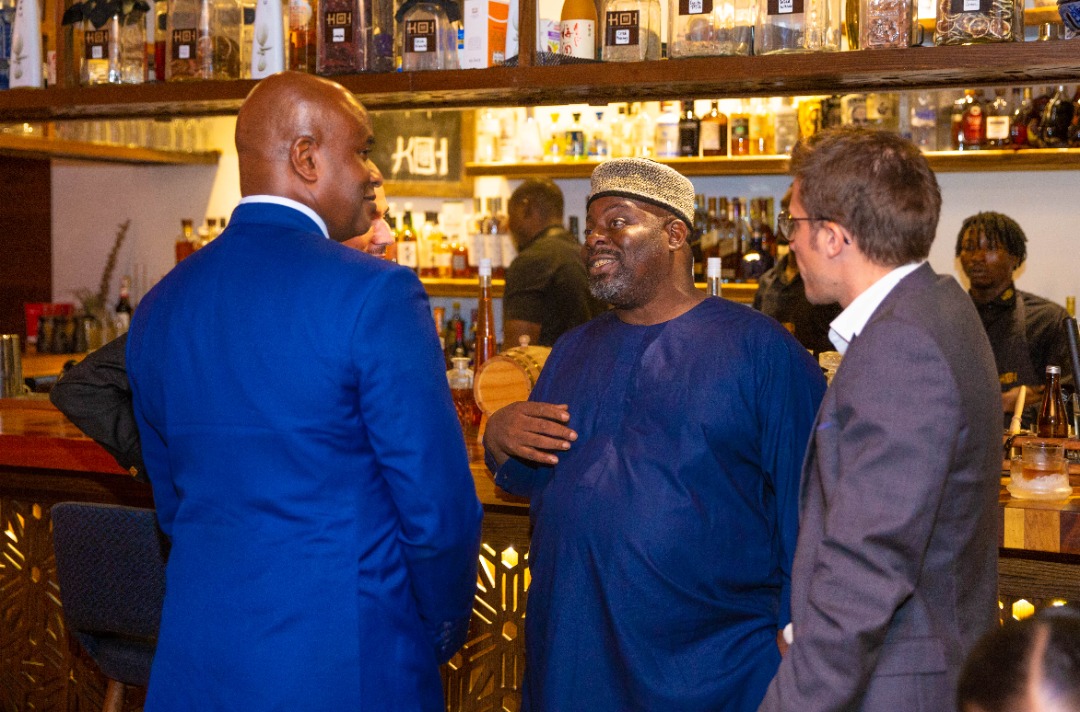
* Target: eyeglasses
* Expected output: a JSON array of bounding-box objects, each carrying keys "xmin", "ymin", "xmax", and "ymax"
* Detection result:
[{"xmin": 777, "ymin": 210, "xmax": 823, "ymax": 237}]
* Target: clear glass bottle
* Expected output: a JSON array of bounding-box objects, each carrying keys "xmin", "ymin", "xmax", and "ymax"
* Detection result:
[
  {"xmin": 720, "ymin": 197, "xmax": 749, "ymax": 281},
  {"xmin": 447, "ymin": 356, "xmax": 481, "ymax": 436},
  {"xmin": 601, "ymin": 0, "xmax": 661, "ymax": 61},
  {"xmin": 655, "ymin": 100, "xmax": 681, "ymax": 158},
  {"xmin": 79, "ymin": 16, "xmax": 115, "ymax": 85},
  {"xmin": 560, "ymin": 0, "xmax": 597, "ymax": 58},
  {"xmin": 700, "ymin": 100, "xmax": 728, "ymax": 156},
  {"xmin": 398, "ymin": 0, "xmax": 459, "ymax": 70},
  {"xmin": 564, "ymin": 111, "xmax": 588, "ymax": 159},
  {"xmin": 756, "ymin": 0, "xmax": 840, "ymax": 54},
  {"xmin": 631, "ymin": 102, "xmax": 656, "ymax": 157},
  {"xmin": 474, "ymin": 258, "xmax": 498, "ymax": 369},
  {"xmin": 668, "ymin": 0, "xmax": 752, "ymax": 57},
  {"xmin": 933, "ymin": 0, "xmax": 1021, "ymax": 45},
  {"xmin": 287, "ymin": 0, "xmax": 317, "ymax": 72},
  {"xmin": 678, "ymin": 100, "xmax": 701, "ymax": 157},
  {"xmin": 195, "ymin": 0, "xmax": 242, "ymax": 79},
  {"xmin": 774, "ymin": 96, "xmax": 799, "ymax": 154},
  {"xmin": 859, "ymin": 0, "xmax": 913, "ymax": 49},
  {"xmin": 984, "ymin": 88, "xmax": 1011, "ymax": 148},
  {"xmin": 706, "ymin": 256, "xmax": 722, "ymax": 297},
  {"xmin": 910, "ymin": 90, "xmax": 938, "ymax": 151},
  {"xmin": 318, "ymin": 0, "xmax": 369, "ymax": 72}
]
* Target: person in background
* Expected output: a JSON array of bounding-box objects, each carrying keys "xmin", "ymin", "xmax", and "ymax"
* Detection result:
[
  {"xmin": 503, "ymin": 178, "xmax": 604, "ymax": 348},
  {"xmin": 957, "ymin": 606, "xmax": 1080, "ymax": 712},
  {"xmin": 759, "ymin": 128, "xmax": 1001, "ymax": 712},
  {"xmin": 753, "ymin": 186, "xmax": 842, "ymax": 356},
  {"xmin": 484, "ymin": 158, "xmax": 826, "ymax": 711},
  {"xmin": 343, "ymin": 185, "xmax": 394, "ymax": 256},
  {"xmin": 956, "ymin": 211, "xmax": 1074, "ymax": 426},
  {"xmin": 125, "ymin": 72, "xmax": 482, "ymax": 712}
]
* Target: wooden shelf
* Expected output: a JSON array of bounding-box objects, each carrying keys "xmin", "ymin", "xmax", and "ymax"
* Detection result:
[
  {"xmin": 0, "ymin": 41, "xmax": 1078, "ymax": 121},
  {"xmin": 467, "ymin": 148, "xmax": 1080, "ymax": 178},
  {"xmin": 421, "ymin": 277, "xmax": 758, "ymax": 303},
  {"xmin": 0, "ymin": 134, "xmax": 221, "ymax": 164}
]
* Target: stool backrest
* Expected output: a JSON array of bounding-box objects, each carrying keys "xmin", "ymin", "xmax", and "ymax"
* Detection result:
[{"xmin": 51, "ymin": 502, "xmax": 169, "ymax": 686}]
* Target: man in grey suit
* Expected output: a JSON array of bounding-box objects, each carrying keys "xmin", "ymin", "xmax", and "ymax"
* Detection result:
[{"xmin": 759, "ymin": 127, "xmax": 1002, "ymax": 712}]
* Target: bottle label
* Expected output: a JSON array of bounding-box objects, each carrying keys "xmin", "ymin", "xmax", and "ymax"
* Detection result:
[
  {"xmin": 678, "ymin": 0, "xmax": 713, "ymax": 15},
  {"xmin": 84, "ymin": 29, "xmax": 109, "ymax": 60},
  {"xmin": 605, "ymin": 10, "xmax": 639, "ymax": 46},
  {"xmin": 397, "ymin": 241, "xmax": 418, "ymax": 268},
  {"xmin": 560, "ymin": 19, "xmax": 595, "ymax": 58},
  {"xmin": 701, "ymin": 122, "xmax": 721, "ymax": 151},
  {"xmin": 171, "ymin": 28, "xmax": 196, "ymax": 60},
  {"xmin": 730, "ymin": 116, "xmax": 750, "ymax": 137},
  {"xmin": 406, "ymin": 18, "xmax": 437, "ymax": 53},
  {"xmin": 950, "ymin": 0, "xmax": 991, "ymax": 12},
  {"xmin": 986, "ymin": 115, "xmax": 1009, "ymax": 140},
  {"xmin": 768, "ymin": 0, "xmax": 804, "ymax": 15},
  {"xmin": 324, "ymin": 11, "xmax": 354, "ymax": 44}
]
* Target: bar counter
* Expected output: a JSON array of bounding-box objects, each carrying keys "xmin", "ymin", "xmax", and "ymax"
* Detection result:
[{"xmin": 1, "ymin": 398, "xmax": 1077, "ymax": 711}]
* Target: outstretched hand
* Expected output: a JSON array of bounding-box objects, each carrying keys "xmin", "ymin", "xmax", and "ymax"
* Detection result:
[{"xmin": 483, "ymin": 401, "xmax": 577, "ymax": 469}]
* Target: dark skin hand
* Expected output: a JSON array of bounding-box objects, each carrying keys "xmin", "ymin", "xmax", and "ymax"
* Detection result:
[{"xmin": 483, "ymin": 401, "xmax": 577, "ymax": 469}]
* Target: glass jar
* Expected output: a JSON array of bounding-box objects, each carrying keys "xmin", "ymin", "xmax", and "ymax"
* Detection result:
[
  {"xmin": 667, "ymin": 0, "xmax": 752, "ymax": 57},
  {"xmin": 755, "ymin": 0, "xmax": 841, "ymax": 54},
  {"xmin": 933, "ymin": 0, "xmax": 1022, "ymax": 45},
  {"xmin": 118, "ymin": 11, "xmax": 148, "ymax": 83},
  {"xmin": 396, "ymin": 0, "xmax": 460, "ymax": 71},
  {"xmin": 859, "ymin": 0, "xmax": 915, "ymax": 48},
  {"xmin": 601, "ymin": 0, "xmax": 662, "ymax": 61}
]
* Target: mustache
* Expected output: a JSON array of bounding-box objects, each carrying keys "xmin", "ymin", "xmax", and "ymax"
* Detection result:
[{"xmin": 586, "ymin": 248, "xmax": 620, "ymax": 261}]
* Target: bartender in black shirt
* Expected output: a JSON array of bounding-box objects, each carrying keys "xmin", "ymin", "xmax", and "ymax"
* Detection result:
[{"xmin": 956, "ymin": 211, "xmax": 1073, "ymax": 426}]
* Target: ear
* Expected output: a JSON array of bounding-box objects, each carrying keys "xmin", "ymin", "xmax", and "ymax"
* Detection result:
[
  {"xmin": 818, "ymin": 221, "xmax": 852, "ymax": 258},
  {"xmin": 289, "ymin": 135, "xmax": 319, "ymax": 183},
  {"xmin": 666, "ymin": 218, "xmax": 689, "ymax": 251}
]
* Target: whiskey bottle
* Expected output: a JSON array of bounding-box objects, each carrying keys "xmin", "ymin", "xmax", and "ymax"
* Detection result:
[
  {"xmin": 114, "ymin": 276, "xmax": 134, "ymax": 334},
  {"xmin": 700, "ymin": 100, "xmax": 728, "ymax": 157},
  {"xmin": 984, "ymin": 88, "xmax": 1011, "ymax": 148},
  {"xmin": 954, "ymin": 89, "xmax": 985, "ymax": 151},
  {"xmin": 1040, "ymin": 85, "xmax": 1075, "ymax": 149},
  {"xmin": 1035, "ymin": 365, "xmax": 1069, "ymax": 438},
  {"xmin": 678, "ymin": 100, "xmax": 701, "ymax": 157}
]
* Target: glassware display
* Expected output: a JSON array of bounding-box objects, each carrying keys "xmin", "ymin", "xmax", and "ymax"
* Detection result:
[
  {"xmin": 601, "ymin": 0, "xmax": 661, "ymax": 61},
  {"xmin": 859, "ymin": 0, "xmax": 914, "ymax": 48},
  {"xmin": 667, "ymin": 0, "xmax": 752, "ymax": 57},
  {"xmin": 933, "ymin": 0, "xmax": 1022, "ymax": 45}
]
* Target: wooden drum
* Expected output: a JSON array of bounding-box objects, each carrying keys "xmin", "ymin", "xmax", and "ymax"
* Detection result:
[{"xmin": 473, "ymin": 345, "xmax": 552, "ymax": 415}]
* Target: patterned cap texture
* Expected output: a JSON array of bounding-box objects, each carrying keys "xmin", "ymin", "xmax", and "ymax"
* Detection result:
[{"xmin": 587, "ymin": 158, "xmax": 696, "ymax": 229}]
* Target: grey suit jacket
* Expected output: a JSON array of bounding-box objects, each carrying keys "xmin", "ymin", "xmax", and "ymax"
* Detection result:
[{"xmin": 759, "ymin": 263, "xmax": 1001, "ymax": 712}]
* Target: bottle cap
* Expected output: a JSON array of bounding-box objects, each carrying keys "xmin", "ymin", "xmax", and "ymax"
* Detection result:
[
  {"xmin": 479, "ymin": 258, "xmax": 492, "ymax": 277},
  {"xmin": 451, "ymin": 356, "xmax": 470, "ymax": 369},
  {"xmin": 1047, "ymin": 365, "xmax": 1061, "ymax": 374},
  {"xmin": 707, "ymin": 257, "xmax": 721, "ymax": 278}
]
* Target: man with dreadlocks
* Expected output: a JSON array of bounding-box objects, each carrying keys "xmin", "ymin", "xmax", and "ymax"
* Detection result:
[{"xmin": 956, "ymin": 211, "xmax": 1073, "ymax": 427}]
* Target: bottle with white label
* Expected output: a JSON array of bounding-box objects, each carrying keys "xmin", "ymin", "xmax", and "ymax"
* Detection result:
[
  {"xmin": 560, "ymin": 0, "xmax": 596, "ymax": 58},
  {"xmin": 167, "ymin": 0, "xmax": 201, "ymax": 79},
  {"xmin": 984, "ymin": 88, "xmax": 1011, "ymax": 148},
  {"xmin": 668, "ymin": 0, "xmax": 752, "ymax": 57},
  {"xmin": 755, "ymin": 0, "xmax": 839, "ymax": 54},
  {"xmin": 601, "ymin": 0, "xmax": 661, "ymax": 61},
  {"xmin": 397, "ymin": 0, "xmax": 460, "ymax": 70},
  {"xmin": 8, "ymin": 0, "xmax": 42, "ymax": 87},
  {"xmin": 250, "ymin": 0, "xmax": 285, "ymax": 77}
]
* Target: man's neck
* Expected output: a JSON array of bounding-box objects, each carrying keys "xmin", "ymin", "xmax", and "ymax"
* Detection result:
[{"xmin": 969, "ymin": 282, "xmax": 1012, "ymax": 306}]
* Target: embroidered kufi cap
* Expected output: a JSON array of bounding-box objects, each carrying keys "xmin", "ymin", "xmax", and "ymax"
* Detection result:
[{"xmin": 587, "ymin": 158, "xmax": 696, "ymax": 230}]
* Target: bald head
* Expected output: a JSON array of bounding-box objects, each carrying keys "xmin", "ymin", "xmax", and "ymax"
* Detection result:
[{"xmin": 234, "ymin": 72, "xmax": 383, "ymax": 241}]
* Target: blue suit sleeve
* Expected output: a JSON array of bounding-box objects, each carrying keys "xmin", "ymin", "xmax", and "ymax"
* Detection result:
[{"xmin": 351, "ymin": 268, "xmax": 483, "ymax": 663}]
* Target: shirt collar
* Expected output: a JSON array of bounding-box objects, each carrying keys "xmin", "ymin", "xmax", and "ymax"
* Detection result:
[
  {"xmin": 829, "ymin": 261, "xmax": 924, "ymax": 354},
  {"xmin": 238, "ymin": 195, "xmax": 330, "ymax": 240}
]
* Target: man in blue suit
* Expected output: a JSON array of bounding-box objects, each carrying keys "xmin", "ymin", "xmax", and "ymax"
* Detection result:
[{"xmin": 127, "ymin": 71, "xmax": 482, "ymax": 711}]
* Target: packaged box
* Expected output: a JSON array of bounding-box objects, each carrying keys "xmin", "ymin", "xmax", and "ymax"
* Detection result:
[{"xmin": 462, "ymin": 0, "xmax": 510, "ymax": 68}]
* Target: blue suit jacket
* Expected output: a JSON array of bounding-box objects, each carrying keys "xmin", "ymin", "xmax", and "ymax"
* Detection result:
[
  {"xmin": 127, "ymin": 203, "xmax": 482, "ymax": 711},
  {"xmin": 759, "ymin": 264, "xmax": 1001, "ymax": 712}
]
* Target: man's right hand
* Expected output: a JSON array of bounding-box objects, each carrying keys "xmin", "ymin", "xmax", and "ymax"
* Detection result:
[{"xmin": 483, "ymin": 401, "xmax": 577, "ymax": 469}]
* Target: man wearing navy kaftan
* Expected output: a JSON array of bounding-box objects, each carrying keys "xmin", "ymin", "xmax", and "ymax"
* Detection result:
[{"xmin": 494, "ymin": 297, "xmax": 825, "ymax": 711}]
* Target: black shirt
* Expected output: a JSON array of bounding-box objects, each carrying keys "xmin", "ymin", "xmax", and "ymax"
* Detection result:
[
  {"xmin": 974, "ymin": 284, "xmax": 1073, "ymax": 392},
  {"xmin": 503, "ymin": 226, "xmax": 604, "ymax": 347}
]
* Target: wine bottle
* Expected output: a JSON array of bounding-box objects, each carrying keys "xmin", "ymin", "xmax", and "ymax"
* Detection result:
[{"xmin": 1035, "ymin": 365, "xmax": 1068, "ymax": 438}]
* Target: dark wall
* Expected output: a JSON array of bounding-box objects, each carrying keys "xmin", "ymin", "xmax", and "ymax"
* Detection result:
[{"xmin": 0, "ymin": 157, "xmax": 52, "ymax": 340}]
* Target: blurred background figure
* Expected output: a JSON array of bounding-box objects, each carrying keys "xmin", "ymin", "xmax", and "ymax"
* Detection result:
[
  {"xmin": 957, "ymin": 607, "xmax": 1080, "ymax": 712},
  {"xmin": 753, "ymin": 186, "xmax": 841, "ymax": 356},
  {"xmin": 956, "ymin": 211, "xmax": 1074, "ymax": 427}
]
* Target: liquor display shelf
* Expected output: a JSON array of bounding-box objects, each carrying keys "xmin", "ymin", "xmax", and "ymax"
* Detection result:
[
  {"xmin": 467, "ymin": 148, "xmax": 1080, "ymax": 178},
  {"xmin": 421, "ymin": 277, "xmax": 758, "ymax": 303},
  {"xmin": 0, "ymin": 40, "xmax": 1078, "ymax": 121},
  {"xmin": 0, "ymin": 133, "xmax": 221, "ymax": 165}
]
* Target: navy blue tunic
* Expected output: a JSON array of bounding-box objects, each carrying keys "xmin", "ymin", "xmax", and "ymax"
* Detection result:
[{"xmin": 495, "ymin": 297, "xmax": 825, "ymax": 712}]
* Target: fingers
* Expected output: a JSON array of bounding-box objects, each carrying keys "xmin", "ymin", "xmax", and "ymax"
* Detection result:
[{"xmin": 485, "ymin": 401, "xmax": 578, "ymax": 466}]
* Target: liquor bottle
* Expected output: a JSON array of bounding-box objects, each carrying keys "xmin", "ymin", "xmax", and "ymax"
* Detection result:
[
  {"xmin": 729, "ymin": 101, "xmax": 751, "ymax": 156},
  {"xmin": 668, "ymin": 0, "xmax": 752, "ymax": 58},
  {"xmin": 197, "ymin": 0, "xmax": 243, "ymax": 79},
  {"xmin": 8, "ymin": 0, "xmax": 42, "ymax": 87},
  {"xmin": 631, "ymin": 102, "xmax": 656, "ymax": 157},
  {"xmin": 446, "ymin": 301, "xmax": 468, "ymax": 360},
  {"xmin": 655, "ymin": 101, "xmax": 681, "ymax": 158},
  {"xmin": 910, "ymin": 90, "xmax": 938, "ymax": 151},
  {"xmin": 493, "ymin": 197, "xmax": 515, "ymax": 279},
  {"xmin": 588, "ymin": 110, "xmax": 611, "ymax": 158},
  {"xmin": 78, "ymin": 15, "xmax": 113, "ymax": 85},
  {"xmin": 544, "ymin": 111, "xmax": 566, "ymax": 162},
  {"xmin": 678, "ymin": 100, "xmax": 701, "ymax": 157},
  {"xmin": 866, "ymin": 92, "xmax": 898, "ymax": 132},
  {"xmin": 250, "ymin": 0, "xmax": 285, "ymax": 77},
  {"xmin": 706, "ymin": 257, "xmax": 722, "ymax": 298},
  {"xmin": 749, "ymin": 98, "xmax": 775, "ymax": 155},
  {"xmin": 738, "ymin": 209, "xmax": 774, "ymax": 282},
  {"xmin": 984, "ymin": 88, "xmax": 1011, "ymax": 149},
  {"xmin": 1035, "ymin": 365, "xmax": 1068, "ymax": 438},
  {"xmin": 288, "ymin": 0, "xmax": 316, "ymax": 71},
  {"xmin": 560, "ymin": 0, "xmax": 596, "ymax": 58},
  {"xmin": 774, "ymin": 97, "xmax": 798, "ymax": 155},
  {"xmin": 114, "ymin": 276, "xmax": 134, "ymax": 334},
  {"xmin": 1040, "ymin": 85, "xmax": 1075, "ymax": 149},
  {"xmin": 844, "ymin": 0, "xmax": 858, "ymax": 49},
  {"xmin": 0, "ymin": 0, "xmax": 15, "ymax": 89},
  {"xmin": 447, "ymin": 356, "xmax": 481, "ymax": 436},
  {"xmin": 700, "ymin": 100, "xmax": 728, "ymax": 156},
  {"xmin": 954, "ymin": 89, "xmax": 985, "ymax": 151},
  {"xmin": 396, "ymin": 210, "xmax": 419, "ymax": 272},
  {"xmin": 720, "ymin": 197, "xmax": 749, "ymax": 282},
  {"xmin": 451, "ymin": 237, "xmax": 469, "ymax": 278},
  {"xmin": 474, "ymin": 258, "xmax": 498, "ymax": 369},
  {"xmin": 175, "ymin": 218, "xmax": 197, "ymax": 262},
  {"xmin": 564, "ymin": 111, "xmax": 588, "ymax": 159},
  {"xmin": 398, "ymin": 0, "xmax": 460, "ymax": 71},
  {"xmin": 601, "ymin": 0, "xmax": 661, "ymax": 61}
]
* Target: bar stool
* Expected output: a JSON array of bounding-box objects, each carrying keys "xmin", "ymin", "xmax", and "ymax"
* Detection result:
[{"xmin": 51, "ymin": 502, "xmax": 169, "ymax": 712}]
